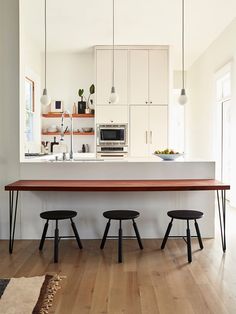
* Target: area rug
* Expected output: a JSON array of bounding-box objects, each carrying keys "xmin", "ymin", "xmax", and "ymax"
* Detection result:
[{"xmin": 0, "ymin": 274, "xmax": 64, "ymax": 314}]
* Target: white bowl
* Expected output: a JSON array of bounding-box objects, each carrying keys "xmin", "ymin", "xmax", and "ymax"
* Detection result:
[{"xmin": 154, "ymin": 153, "xmax": 183, "ymax": 161}]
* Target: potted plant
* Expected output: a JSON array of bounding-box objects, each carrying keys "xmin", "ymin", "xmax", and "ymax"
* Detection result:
[
  {"xmin": 85, "ymin": 84, "xmax": 95, "ymax": 114},
  {"xmin": 77, "ymin": 85, "xmax": 95, "ymax": 114},
  {"xmin": 77, "ymin": 88, "xmax": 86, "ymax": 113}
]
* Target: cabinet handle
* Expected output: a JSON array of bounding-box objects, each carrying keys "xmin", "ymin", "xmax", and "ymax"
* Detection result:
[
  {"xmin": 146, "ymin": 131, "xmax": 148, "ymax": 144},
  {"xmin": 150, "ymin": 101, "xmax": 152, "ymax": 104},
  {"xmin": 145, "ymin": 101, "xmax": 148, "ymax": 104},
  {"xmin": 150, "ymin": 131, "xmax": 152, "ymax": 144}
]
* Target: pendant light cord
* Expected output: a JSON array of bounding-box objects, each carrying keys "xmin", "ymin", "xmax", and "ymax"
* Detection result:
[
  {"xmin": 182, "ymin": 0, "xmax": 185, "ymax": 89},
  {"xmin": 112, "ymin": 0, "xmax": 115, "ymax": 87},
  {"xmin": 44, "ymin": 0, "xmax": 47, "ymax": 89}
]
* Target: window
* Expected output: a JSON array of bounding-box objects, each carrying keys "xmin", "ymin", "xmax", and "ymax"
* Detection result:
[
  {"xmin": 25, "ymin": 77, "xmax": 35, "ymax": 141},
  {"xmin": 215, "ymin": 67, "xmax": 231, "ymax": 200}
]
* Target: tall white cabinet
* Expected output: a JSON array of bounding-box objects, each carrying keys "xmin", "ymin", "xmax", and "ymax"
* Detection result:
[
  {"xmin": 130, "ymin": 106, "xmax": 168, "ymax": 157},
  {"xmin": 95, "ymin": 46, "xmax": 170, "ymax": 157}
]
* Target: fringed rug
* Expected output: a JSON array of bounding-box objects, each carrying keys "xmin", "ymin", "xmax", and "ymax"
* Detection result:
[{"xmin": 0, "ymin": 274, "xmax": 64, "ymax": 314}]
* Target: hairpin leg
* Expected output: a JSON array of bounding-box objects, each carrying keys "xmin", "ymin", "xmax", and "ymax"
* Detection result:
[
  {"xmin": 9, "ymin": 190, "xmax": 19, "ymax": 254},
  {"xmin": 217, "ymin": 189, "xmax": 226, "ymax": 252}
]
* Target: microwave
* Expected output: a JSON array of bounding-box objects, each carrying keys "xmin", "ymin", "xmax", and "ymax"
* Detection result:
[{"xmin": 97, "ymin": 124, "xmax": 128, "ymax": 146}]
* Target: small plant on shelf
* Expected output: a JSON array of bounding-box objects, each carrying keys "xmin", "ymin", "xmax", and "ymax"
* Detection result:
[
  {"xmin": 78, "ymin": 89, "xmax": 84, "ymax": 101},
  {"xmin": 77, "ymin": 85, "xmax": 95, "ymax": 114},
  {"xmin": 87, "ymin": 84, "xmax": 95, "ymax": 109}
]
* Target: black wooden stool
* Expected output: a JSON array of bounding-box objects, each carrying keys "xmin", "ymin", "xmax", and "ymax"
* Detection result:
[
  {"xmin": 100, "ymin": 210, "xmax": 143, "ymax": 263},
  {"xmin": 161, "ymin": 210, "xmax": 204, "ymax": 263},
  {"xmin": 39, "ymin": 210, "xmax": 83, "ymax": 263}
]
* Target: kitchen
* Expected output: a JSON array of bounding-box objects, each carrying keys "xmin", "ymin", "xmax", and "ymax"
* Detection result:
[{"xmin": 1, "ymin": 0, "xmax": 236, "ymax": 313}]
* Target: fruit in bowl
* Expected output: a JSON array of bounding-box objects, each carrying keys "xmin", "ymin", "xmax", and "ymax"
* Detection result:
[{"xmin": 154, "ymin": 149, "xmax": 183, "ymax": 160}]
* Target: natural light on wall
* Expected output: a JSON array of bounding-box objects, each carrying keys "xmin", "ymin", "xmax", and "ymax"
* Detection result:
[
  {"xmin": 215, "ymin": 64, "xmax": 231, "ymax": 201},
  {"xmin": 171, "ymin": 89, "xmax": 185, "ymax": 153}
]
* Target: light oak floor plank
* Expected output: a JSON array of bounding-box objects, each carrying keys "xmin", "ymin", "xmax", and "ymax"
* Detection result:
[{"xmin": 0, "ymin": 205, "xmax": 236, "ymax": 313}]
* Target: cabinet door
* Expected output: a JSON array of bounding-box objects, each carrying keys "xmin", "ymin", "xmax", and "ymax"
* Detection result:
[
  {"xmin": 149, "ymin": 106, "xmax": 168, "ymax": 154},
  {"xmin": 149, "ymin": 49, "xmax": 168, "ymax": 104},
  {"xmin": 130, "ymin": 106, "xmax": 149, "ymax": 157},
  {"xmin": 96, "ymin": 49, "xmax": 128, "ymax": 105},
  {"xmin": 129, "ymin": 50, "xmax": 149, "ymax": 105},
  {"xmin": 96, "ymin": 106, "xmax": 128, "ymax": 124}
]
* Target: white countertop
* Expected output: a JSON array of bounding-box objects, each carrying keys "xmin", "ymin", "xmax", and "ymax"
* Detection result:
[{"xmin": 23, "ymin": 153, "xmax": 214, "ymax": 163}]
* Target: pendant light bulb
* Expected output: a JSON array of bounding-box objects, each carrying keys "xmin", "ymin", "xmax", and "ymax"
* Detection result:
[
  {"xmin": 178, "ymin": 88, "xmax": 187, "ymax": 105},
  {"xmin": 109, "ymin": 86, "xmax": 119, "ymax": 104},
  {"xmin": 40, "ymin": 88, "xmax": 51, "ymax": 106}
]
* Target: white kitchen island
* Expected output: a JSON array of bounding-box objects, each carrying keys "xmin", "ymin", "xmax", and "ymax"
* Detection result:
[{"xmin": 11, "ymin": 159, "xmax": 219, "ymax": 241}]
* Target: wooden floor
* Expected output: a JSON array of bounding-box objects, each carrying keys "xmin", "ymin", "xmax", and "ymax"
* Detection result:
[{"xmin": 1, "ymin": 207, "xmax": 236, "ymax": 313}]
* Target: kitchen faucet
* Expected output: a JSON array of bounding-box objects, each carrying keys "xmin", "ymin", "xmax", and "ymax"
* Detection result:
[{"xmin": 60, "ymin": 110, "xmax": 73, "ymax": 160}]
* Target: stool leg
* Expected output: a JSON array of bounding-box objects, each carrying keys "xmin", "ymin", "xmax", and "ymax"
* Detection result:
[
  {"xmin": 54, "ymin": 220, "xmax": 59, "ymax": 263},
  {"xmin": 118, "ymin": 220, "xmax": 122, "ymax": 263},
  {"xmin": 100, "ymin": 219, "xmax": 111, "ymax": 249},
  {"xmin": 70, "ymin": 218, "xmax": 83, "ymax": 249},
  {"xmin": 161, "ymin": 218, "xmax": 173, "ymax": 249},
  {"xmin": 195, "ymin": 219, "xmax": 204, "ymax": 250},
  {"xmin": 187, "ymin": 220, "xmax": 192, "ymax": 263},
  {"xmin": 132, "ymin": 219, "xmax": 143, "ymax": 250},
  {"xmin": 39, "ymin": 220, "xmax": 49, "ymax": 251}
]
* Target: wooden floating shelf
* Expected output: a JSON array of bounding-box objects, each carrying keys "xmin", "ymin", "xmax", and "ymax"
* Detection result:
[
  {"xmin": 42, "ymin": 113, "xmax": 95, "ymax": 118},
  {"xmin": 42, "ymin": 132, "xmax": 95, "ymax": 136}
]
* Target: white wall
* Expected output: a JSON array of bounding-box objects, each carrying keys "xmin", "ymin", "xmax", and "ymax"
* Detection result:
[
  {"xmin": 20, "ymin": 0, "xmax": 42, "ymax": 158},
  {"xmin": 187, "ymin": 18, "xmax": 236, "ymax": 206},
  {"xmin": 46, "ymin": 51, "xmax": 94, "ymax": 109},
  {"xmin": 0, "ymin": 0, "xmax": 21, "ymax": 238},
  {"xmin": 42, "ymin": 51, "xmax": 95, "ymax": 153}
]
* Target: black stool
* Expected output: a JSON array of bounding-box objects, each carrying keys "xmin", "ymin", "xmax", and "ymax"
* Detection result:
[
  {"xmin": 39, "ymin": 210, "xmax": 83, "ymax": 263},
  {"xmin": 100, "ymin": 210, "xmax": 143, "ymax": 263},
  {"xmin": 161, "ymin": 210, "xmax": 204, "ymax": 263}
]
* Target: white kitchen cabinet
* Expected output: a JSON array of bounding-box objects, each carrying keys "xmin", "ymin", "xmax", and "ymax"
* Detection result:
[
  {"xmin": 96, "ymin": 105, "xmax": 128, "ymax": 124},
  {"xmin": 129, "ymin": 50, "xmax": 149, "ymax": 105},
  {"xmin": 149, "ymin": 50, "xmax": 168, "ymax": 104},
  {"xmin": 96, "ymin": 49, "xmax": 128, "ymax": 105},
  {"xmin": 130, "ymin": 105, "xmax": 168, "ymax": 157},
  {"xmin": 129, "ymin": 48, "xmax": 169, "ymax": 105},
  {"xmin": 149, "ymin": 106, "xmax": 168, "ymax": 153},
  {"xmin": 130, "ymin": 106, "xmax": 149, "ymax": 157}
]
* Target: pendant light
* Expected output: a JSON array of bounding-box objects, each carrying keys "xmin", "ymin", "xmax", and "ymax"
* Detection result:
[
  {"xmin": 109, "ymin": 0, "xmax": 119, "ymax": 104},
  {"xmin": 40, "ymin": 0, "xmax": 51, "ymax": 106},
  {"xmin": 178, "ymin": 0, "xmax": 187, "ymax": 105}
]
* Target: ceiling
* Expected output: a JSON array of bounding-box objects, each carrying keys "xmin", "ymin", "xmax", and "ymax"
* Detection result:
[{"xmin": 20, "ymin": 0, "xmax": 236, "ymax": 69}]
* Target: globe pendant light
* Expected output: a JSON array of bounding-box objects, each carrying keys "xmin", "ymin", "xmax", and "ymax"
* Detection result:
[
  {"xmin": 40, "ymin": 0, "xmax": 51, "ymax": 106},
  {"xmin": 109, "ymin": 0, "xmax": 119, "ymax": 104},
  {"xmin": 178, "ymin": 0, "xmax": 187, "ymax": 105}
]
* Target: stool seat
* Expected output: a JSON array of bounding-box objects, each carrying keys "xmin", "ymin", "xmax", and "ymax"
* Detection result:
[
  {"xmin": 167, "ymin": 210, "xmax": 203, "ymax": 220},
  {"xmin": 40, "ymin": 210, "xmax": 77, "ymax": 220},
  {"xmin": 103, "ymin": 210, "xmax": 140, "ymax": 220}
]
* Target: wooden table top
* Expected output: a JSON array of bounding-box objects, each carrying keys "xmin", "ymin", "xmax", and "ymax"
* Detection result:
[{"xmin": 5, "ymin": 179, "xmax": 230, "ymax": 192}]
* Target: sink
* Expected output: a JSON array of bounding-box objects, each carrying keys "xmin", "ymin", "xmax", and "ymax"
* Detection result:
[
  {"xmin": 73, "ymin": 158, "xmax": 104, "ymax": 162},
  {"xmin": 47, "ymin": 157, "xmax": 104, "ymax": 162}
]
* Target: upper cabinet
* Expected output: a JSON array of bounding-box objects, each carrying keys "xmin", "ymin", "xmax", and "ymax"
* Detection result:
[
  {"xmin": 129, "ymin": 48, "xmax": 169, "ymax": 105},
  {"xmin": 96, "ymin": 49, "xmax": 128, "ymax": 105},
  {"xmin": 149, "ymin": 50, "xmax": 168, "ymax": 105},
  {"xmin": 129, "ymin": 50, "xmax": 149, "ymax": 105}
]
